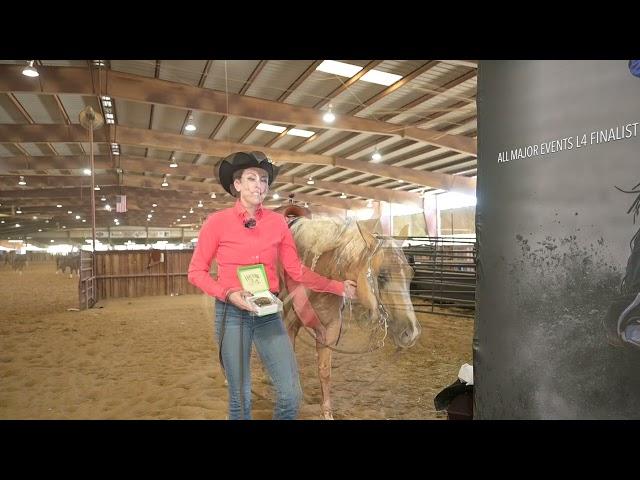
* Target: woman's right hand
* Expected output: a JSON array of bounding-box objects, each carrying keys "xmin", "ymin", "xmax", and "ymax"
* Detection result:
[{"xmin": 227, "ymin": 290, "xmax": 257, "ymax": 312}]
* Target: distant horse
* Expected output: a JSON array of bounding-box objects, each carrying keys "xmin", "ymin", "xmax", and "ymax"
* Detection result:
[
  {"xmin": 280, "ymin": 216, "xmax": 421, "ymax": 419},
  {"xmin": 56, "ymin": 254, "xmax": 80, "ymax": 278},
  {"xmin": 11, "ymin": 254, "xmax": 27, "ymax": 273}
]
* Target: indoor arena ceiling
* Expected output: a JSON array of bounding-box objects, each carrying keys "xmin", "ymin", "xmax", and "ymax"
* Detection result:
[{"xmin": 0, "ymin": 59, "xmax": 477, "ymax": 237}]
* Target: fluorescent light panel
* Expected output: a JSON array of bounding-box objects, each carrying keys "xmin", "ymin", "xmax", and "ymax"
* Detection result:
[
  {"xmin": 360, "ymin": 69, "xmax": 403, "ymax": 86},
  {"xmin": 287, "ymin": 128, "xmax": 314, "ymax": 138},
  {"xmin": 316, "ymin": 60, "xmax": 363, "ymax": 78},
  {"xmin": 256, "ymin": 123, "xmax": 287, "ymax": 134}
]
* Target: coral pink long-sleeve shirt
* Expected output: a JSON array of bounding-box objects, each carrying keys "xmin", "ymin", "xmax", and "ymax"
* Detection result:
[{"xmin": 188, "ymin": 200, "xmax": 344, "ymax": 302}]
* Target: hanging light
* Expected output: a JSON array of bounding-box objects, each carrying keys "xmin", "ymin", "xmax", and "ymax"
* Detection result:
[
  {"xmin": 340, "ymin": 193, "xmax": 347, "ymax": 199},
  {"xmin": 272, "ymin": 193, "xmax": 280, "ymax": 200},
  {"xmin": 323, "ymin": 104, "xmax": 335, "ymax": 124},
  {"xmin": 75, "ymin": 215, "xmax": 81, "ymax": 220},
  {"xmin": 197, "ymin": 200, "xmax": 203, "ymax": 208},
  {"xmin": 105, "ymin": 204, "xmax": 111, "ymax": 211},
  {"xmin": 303, "ymin": 202, "xmax": 308, "ymax": 208},
  {"xmin": 94, "ymin": 185, "xmax": 101, "ymax": 191},
  {"xmin": 307, "ymin": 177, "xmax": 315, "ymax": 185},
  {"xmin": 147, "ymin": 214, "xmax": 152, "ymax": 218},
  {"xmin": 32, "ymin": 216, "xmax": 37, "ymax": 220},
  {"xmin": 16, "ymin": 207, "xmax": 23, "ymax": 214},
  {"xmin": 169, "ymin": 156, "xmax": 178, "ymax": 168},
  {"xmin": 210, "ymin": 193, "xmax": 216, "ymax": 199},
  {"xmin": 22, "ymin": 60, "xmax": 39, "ymax": 77},
  {"xmin": 182, "ymin": 214, "xmax": 186, "ymax": 218},
  {"xmin": 15, "ymin": 223, "xmax": 21, "ymax": 228},
  {"xmin": 83, "ymin": 168, "xmax": 91, "ymax": 175},
  {"xmin": 56, "ymin": 204, "xmax": 62, "ymax": 208},
  {"xmin": 371, "ymin": 148, "xmax": 382, "ymax": 161},
  {"xmin": 38, "ymin": 229, "xmax": 42, "ymax": 232},
  {"xmin": 185, "ymin": 114, "xmax": 197, "ymax": 132},
  {"xmin": 100, "ymin": 197, "xmax": 106, "ymax": 202},
  {"xmin": 161, "ymin": 176, "xmax": 169, "ymax": 187},
  {"xmin": 152, "ymin": 203, "xmax": 157, "ymax": 207},
  {"xmin": 150, "ymin": 209, "xmax": 155, "ymax": 213},
  {"xmin": 18, "ymin": 176, "xmax": 26, "ymax": 186},
  {"xmin": 67, "ymin": 210, "xmax": 72, "ymax": 214},
  {"xmin": 189, "ymin": 208, "xmax": 194, "ymax": 214},
  {"xmin": 366, "ymin": 199, "xmax": 373, "ymax": 208}
]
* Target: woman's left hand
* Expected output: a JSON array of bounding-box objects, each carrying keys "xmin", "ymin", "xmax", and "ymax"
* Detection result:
[{"xmin": 343, "ymin": 280, "xmax": 357, "ymax": 299}]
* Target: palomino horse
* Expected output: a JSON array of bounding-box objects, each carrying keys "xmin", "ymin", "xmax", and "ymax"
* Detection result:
[{"xmin": 279, "ymin": 214, "xmax": 421, "ymax": 419}]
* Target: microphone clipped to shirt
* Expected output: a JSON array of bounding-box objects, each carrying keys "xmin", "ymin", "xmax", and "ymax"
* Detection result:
[{"xmin": 244, "ymin": 218, "xmax": 257, "ymax": 229}]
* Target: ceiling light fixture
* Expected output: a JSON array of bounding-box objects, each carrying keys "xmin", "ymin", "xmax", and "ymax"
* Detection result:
[
  {"xmin": 185, "ymin": 114, "xmax": 197, "ymax": 132},
  {"xmin": 22, "ymin": 60, "xmax": 39, "ymax": 77},
  {"xmin": 83, "ymin": 168, "xmax": 91, "ymax": 175},
  {"xmin": 323, "ymin": 104, "xmax": 336, "ymax": 124},
  {"xmin": 272, "ymin": 193, "xmax": 280, "ymax": 200},
  {"xmin": 371, "ymin": 148, "xmax": 382, "ymax": 161},
  {"xmin": 307, "ymin": 177, "xmax": 315, "ymax": 185},
  {"xmin": 18, "ymin": 176, "xmax": 26, "ymax": 186},
  {"xmin": 169, "ymin": 156, "xmax": 178, "ymax": 168},
  {"xmin": 340, "ymin": 193, "xmax": 347, "ymax": 199},
  {"xmin": 161, "ymin": 176, "xmax": 169, "ymax": 187},
  {"xmin": 94, "ymin": 185, "xmax": 101, "ymax": 191},
  {"xmin": 197, "ymin": 200, "xmax": 203, "ymax": 208}
]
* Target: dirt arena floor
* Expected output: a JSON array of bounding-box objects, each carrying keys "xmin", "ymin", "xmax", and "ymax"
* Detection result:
[{"xmin": 0, "ymin": 261, "xmax": 474, "ymax": 420}]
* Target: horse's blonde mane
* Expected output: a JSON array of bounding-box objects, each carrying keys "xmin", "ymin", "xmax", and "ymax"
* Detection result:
[{"xmin": 290, "ymin": 217, "xmax": 370, "ymax": 275}]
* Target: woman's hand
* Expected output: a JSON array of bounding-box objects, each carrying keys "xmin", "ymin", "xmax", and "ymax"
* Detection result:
[
  {"xmin": 227, "ymin": 290, "xmax": 257, "ymax": 312},
  {"xmin": 343, "ymin": 280, "xmax": 357, "ymax": 300}
]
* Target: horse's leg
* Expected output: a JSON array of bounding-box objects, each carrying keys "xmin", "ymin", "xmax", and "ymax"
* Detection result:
[
  {"xmin": 288, "ymin": 320, "xmax": 301, "ymax": 352},
  {"xmin": 316, "ymin": 321, "xmax": 340, "ymax": 420}
]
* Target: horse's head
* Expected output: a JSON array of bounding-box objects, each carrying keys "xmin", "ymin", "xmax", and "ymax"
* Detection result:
[{"xmin": 355, "ymin": 221, "xmax": 422, "ymax": 349}]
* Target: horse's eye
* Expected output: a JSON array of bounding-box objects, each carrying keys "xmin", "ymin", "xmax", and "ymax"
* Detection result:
[{"xmin": 378, "ymin": 271, "xmax": 389, "ymax": 286}]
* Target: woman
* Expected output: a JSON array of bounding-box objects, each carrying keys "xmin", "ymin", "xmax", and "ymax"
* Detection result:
[{"xmin": 188, "ymin": 151, "xmax": 357, "ymax": 420}]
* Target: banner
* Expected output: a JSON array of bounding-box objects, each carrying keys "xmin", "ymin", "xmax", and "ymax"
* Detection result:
[{"xmin": 476, "ymin": 61, "xmax": 640, "ymax": 419}]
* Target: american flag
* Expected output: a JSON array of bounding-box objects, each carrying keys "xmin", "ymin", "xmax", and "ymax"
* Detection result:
[{"xmin": 116, "ymin": 195, "xmax": 127, "ymax": 213}]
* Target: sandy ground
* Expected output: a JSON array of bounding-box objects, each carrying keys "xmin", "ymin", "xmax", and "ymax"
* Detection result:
[{"xmin": 0, "ymin": 262, "xmax": 473, "ymax": 420}]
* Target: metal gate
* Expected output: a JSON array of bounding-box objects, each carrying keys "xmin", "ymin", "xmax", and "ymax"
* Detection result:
[
  {"xmin": 402, "ymin": 236, "xmax": 476, "ymax": 318},
  {"xmin": 79, "ymin": 250, "xmax": 96, "ymax": 310}
]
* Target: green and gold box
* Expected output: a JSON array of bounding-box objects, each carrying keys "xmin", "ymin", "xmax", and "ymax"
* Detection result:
[{"xmin": 237, "ymin": 264, "xmax": 283, "ymax": 316}]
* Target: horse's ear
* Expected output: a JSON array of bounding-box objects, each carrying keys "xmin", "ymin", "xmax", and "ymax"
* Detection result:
[
  {"xmin": 356, "ymin": 220, "xmax": 378, "ymax": 251},
  {"xmin": 358, "ymin": 218, "xmax": 382, "ymax": 234},
  {"xmin": 398, "ymin": 224, "xmax": 409, "ymax": 238}
]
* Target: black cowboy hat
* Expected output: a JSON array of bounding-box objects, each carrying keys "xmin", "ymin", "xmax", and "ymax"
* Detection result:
[{"xmin": 217, "ymin": 151, "xmax": 279, "ymax": 196}]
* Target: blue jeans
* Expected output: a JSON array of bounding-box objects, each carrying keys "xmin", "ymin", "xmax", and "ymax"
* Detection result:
[{"xmin": 215, "ymin": 301, "xmax": 302, "ymax": 420}]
